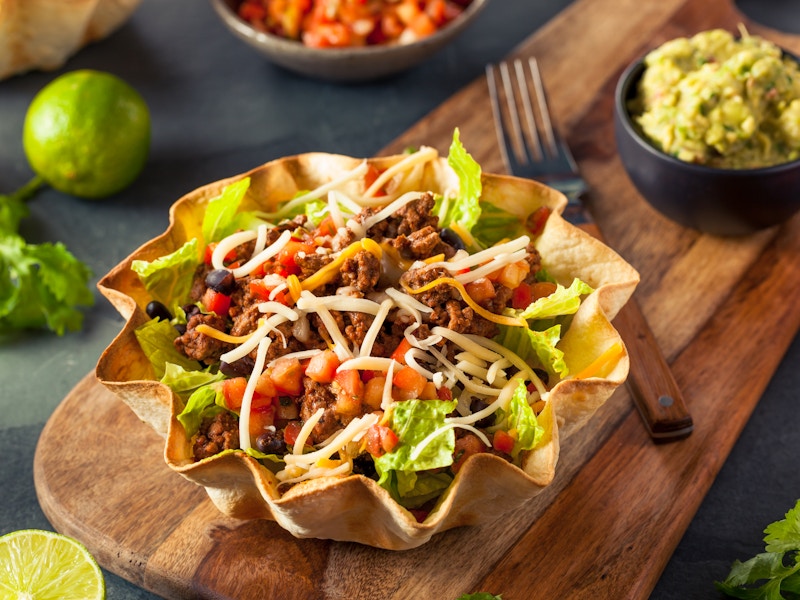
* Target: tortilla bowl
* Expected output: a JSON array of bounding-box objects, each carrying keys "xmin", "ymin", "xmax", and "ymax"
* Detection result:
[{"xmin": 96, "ymin": 150, "xmax": 639, "ymax": 550}]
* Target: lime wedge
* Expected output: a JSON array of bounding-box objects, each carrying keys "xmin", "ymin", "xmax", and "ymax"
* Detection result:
[{"xmin": 0, "ymin": 529, "xmax": 105, "ymax": 600}]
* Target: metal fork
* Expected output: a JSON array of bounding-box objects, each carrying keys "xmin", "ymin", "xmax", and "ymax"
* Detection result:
[
  {"xmin": 486, "ymin": 58, "xmax": 588, "ymax": 218},
  {"xmin": 486, "ymin": 58, "xmax": 694, "ymax": 441}
]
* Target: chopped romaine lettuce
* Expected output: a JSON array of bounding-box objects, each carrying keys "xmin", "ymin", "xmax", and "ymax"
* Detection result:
[
  {"xmin": 375, "ymin": 399, "xmax": 457, "ymax": 506},
  {"xmin": 160, "ymin": 362, "xmax": 225, "ymax": 401},
  {"xmin": 494, "ymin": 278, "xmax": 594, "ymax": 378},
  {"xmin": 471, "ymin": 203, "xmax": 527, "ymax": 247},
  {"xmin": 134, "ymin": 317, "xmax": 200, "ymax": 379},
  {"xmin": 177, "ymin": 385, "xmax": 224, "ymax": 437},
  {"xmin": 131, "ymin": 238, "xmax": 199, "ymax": 310},
  {"xmin": 201, "ymin": 177, "xmax": 251, "ymax": 244},
  {"xmin": 437, "ymin": 129, "xmax": 482, "ymax": 233},
  {"xmin": 505, "ymin": 379, "xmax": 544, "ymax": 457},
  {"xmin": 519, "ymin": 278, "xmax": 594, "ymax": 321}
]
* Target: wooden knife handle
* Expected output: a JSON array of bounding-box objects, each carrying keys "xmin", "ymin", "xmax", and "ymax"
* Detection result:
[
  {"xmin": 613, "ymin": 297, "xmax": 693, "ymax": 440},
  {"xmin": 579, "ymin": 223, "xmax": 693, "ymax": 440}
]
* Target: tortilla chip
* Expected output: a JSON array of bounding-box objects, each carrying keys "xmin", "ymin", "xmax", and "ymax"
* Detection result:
[{"xmin": 96, "ymin": 151, "xmax": 639, "ymax": 550}]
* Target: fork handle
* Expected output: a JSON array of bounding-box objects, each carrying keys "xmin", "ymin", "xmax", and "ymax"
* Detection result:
[{"xmin": 580, "ymin": 223, "xmax": 693, "ymax": 441}]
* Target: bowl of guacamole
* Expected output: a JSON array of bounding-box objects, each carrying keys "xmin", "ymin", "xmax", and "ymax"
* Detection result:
[{"xmin": 614, "ymin": 27, "xmax": 800, "ymax": 236}]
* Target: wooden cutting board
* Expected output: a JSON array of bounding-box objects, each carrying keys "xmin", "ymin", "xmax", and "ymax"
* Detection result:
[{"xmin": 34, "ymin": 0, "xmax": 800, "ymax": 598}]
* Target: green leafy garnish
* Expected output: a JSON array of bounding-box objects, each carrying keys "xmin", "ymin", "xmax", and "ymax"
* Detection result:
[
  {"xmin": 716, "ymin": 499, "xmax": 800, "ymax": 598},
  {"xmin": 494, "ymin": 278, "xmax": 593, "ymax": 379},
  {"xmin": 438, "ymin": 128, "xmax": 482, "ymax": 233},
  {"xmin": 0, "ymin": 179, "xmax": 94, "ymax": 336},
  {"xmin": 456, "ymin": 594, "xmax": 503, "ymax": 600},
  {"xmin": 177, "ymin": 385, "xmax": 224, "ymax": 437},
  {"xmin": 134, "ymin": 317, "xmax": 200, "ymax": 379},
  {"xmin": 131, "ymin": 238, "xmax": 199, "ymax": 310},
  {"xmin": 202, "ymin": 176, "xmax": 251, "ymax": 244},
  {"xmin": 502, "ymin": 379, "xmax": 544, "ymax": 458},
  {"xmin": 374, "ymin": 399, "xmax": 457, "ymax": 507}
]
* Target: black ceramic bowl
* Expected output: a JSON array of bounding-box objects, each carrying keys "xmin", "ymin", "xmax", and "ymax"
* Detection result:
[
  {"xmin": 211, "ymin": 0, "xmax": 489, "ymax": 83},
  {"xmin": 613, "ymin": 56, "xmax": 800, "ymax": 237}
]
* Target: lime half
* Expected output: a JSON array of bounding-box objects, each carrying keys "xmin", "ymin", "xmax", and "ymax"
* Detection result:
[{"xmin": 0, "ymin": 529, "xmax": 105, "ymax": 600}]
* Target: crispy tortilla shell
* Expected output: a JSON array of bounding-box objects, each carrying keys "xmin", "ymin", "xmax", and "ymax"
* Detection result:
[{"xmin": 96, "ymin": 151, "xmax": 639, "ymax": 550}]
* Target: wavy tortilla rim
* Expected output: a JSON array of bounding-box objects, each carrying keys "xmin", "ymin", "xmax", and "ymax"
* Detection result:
[{"xmin": 96, "ymin": 151, "xmax": 639, "ymax": 550}]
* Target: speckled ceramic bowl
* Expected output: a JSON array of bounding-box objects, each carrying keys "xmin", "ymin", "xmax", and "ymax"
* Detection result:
[
  {"xmin": 210, "ymin": 0, "xmax": 489, "ymax": 82},
  {"xmin": 614, "ymin": 54, "xmax": 800, "ymax": 237}
]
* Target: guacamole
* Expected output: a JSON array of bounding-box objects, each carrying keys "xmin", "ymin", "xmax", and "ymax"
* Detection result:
[{"xmin": 630, "ymin": 28, "xmax": 800, "ymax": 169}]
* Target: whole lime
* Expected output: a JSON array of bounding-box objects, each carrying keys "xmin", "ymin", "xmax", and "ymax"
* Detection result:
[{"xmin": 22, "ymin": 69, "xmax": 151, "ymax": 200}]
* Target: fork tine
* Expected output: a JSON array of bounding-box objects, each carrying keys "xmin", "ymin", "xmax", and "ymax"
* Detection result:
[
  {"xmin": 511, "ymin": 58, "xmax": 544, "ymax": 163},
  {"xmin": 485, "ymin": 63, "xmax": 514, "ymax": 173},
  {"xmin": 526, "ymin": 57, "xmax": 558, "ymax": 159}
]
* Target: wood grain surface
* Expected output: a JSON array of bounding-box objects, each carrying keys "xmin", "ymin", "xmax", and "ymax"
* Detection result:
[{"xmin": 34, "ymin": 0, "xmax": 800, "ymax": 598}]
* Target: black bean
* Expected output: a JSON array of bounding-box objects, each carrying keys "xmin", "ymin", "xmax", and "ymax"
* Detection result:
[
  {"xmin": 470, "ymin": 398, "xmax": 495, "ymax": 429},
  {"xmin": 220, "ymin": 357, "xmax": 255, "ymax": 378},
  {"xmin": 146, "ymin": 301, "xmax": 172, "ymax": 321},
  {"xmin": 205, "ymin": 269, "xmax": 236, "ymax": 295},
  {"xmin": 182, "ymin": 304, "xmax": 201, "ymax": 319},
  {"xmin": 440, "ymin": 227, "xmax": 466, "ymax": 251},
  {"xmin": 352, "ymin": 453, "xmax": 377, "ymax": 479},
  {"xmin": 255, "ymin": 430, "xmax": 287, "ymax": 455}
]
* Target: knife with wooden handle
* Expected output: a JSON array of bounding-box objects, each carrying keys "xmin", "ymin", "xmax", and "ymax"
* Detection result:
[{"xmin": 563, "ymin": 201, "xmax": 694, "ymax": 440}]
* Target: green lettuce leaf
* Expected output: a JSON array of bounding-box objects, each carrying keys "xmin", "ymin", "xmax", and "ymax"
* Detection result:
[
  {"xmin": 160, "ymin": 362, "xmax": 225, "ymax": 401},
  {"xmin": 495, "ymin": 322, "xmax": 566, "ymax": 379},
  {"xmin": 131, "ymin": 238, "xmax": 199, "ymax": 309},
  {"xmin": 506, "ymin": 379, "xmax": 544, "ymax": 458},
  {"xmin": 134, "ymin": 318, "xmax": 200, "ymax": 379},
  {"xmin": 374, "ymin": 399, "xmax": 457, "ymax": 505},
  {"xmin": 202, "ymin": 177, "xmax": 251, "ymax": 244},
  {"xmin": 519, "ymin": 278, "xmax": 594, "ymax": 321},
  {"xmin": 471, "ymin": 203, "xmax": 526, "ymax": 247},
  {"xmin": 438, "ymin": 129, "xmax": 482, "ymax": 232},
  {"xmin": 177, "ymin": 385, "xmax": 224, "ymax": 437}
]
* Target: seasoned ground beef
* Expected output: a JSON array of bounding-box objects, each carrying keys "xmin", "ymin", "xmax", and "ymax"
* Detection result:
[
  {"xmin": 193, "ymin": 411, "xmax": 239, "ymax": 460},
  {"xmin": 391, "ymin": 225, "xmax": 455, "ymax": 260},
  {"xmin": 363, "ymin": 193, "xmax": 440, "ymax": 240},
  {"xmin": 300, "ymin": 379, "xmax": 351, "ymax": 443},
  {"xmin": 175, "ymin": 312, "xmax": 232, "ymax": 364},
  {"xmin": 339, "ymin": 249, "xmax": 381, "ymax": 293},
  {"xmin": 296, "ymin": 252, "xmax": 333, "ymax": 279}
]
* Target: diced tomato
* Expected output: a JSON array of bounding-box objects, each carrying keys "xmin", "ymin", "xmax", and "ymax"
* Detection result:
[
  {"xmin": 419, "ymin": 382, "xmax": 439, "ymax": 400},
  {"xmin": 511, "ymin": 282, "xmax": 533, "ymax": 309},
  {"xmin": 363, "ymin": 376, "xmax": 386, "ymax": 410},
  {"xmin": 526, "ymin": 206, "xmax": 552, "ymax": 237},
  {"xmin": 305, "ymin": 350, "xmax": 341, "ymax": 384},
  {"xmin": 464, "ymin": 278, "xmax": 496, "ymax": 304},
  {"xmin": 248, "ymin": 280, "xmax": 271, "ymax": 301},
  {"xmin": 204, "ymin": 243, "xmax": 237, "ymax": 266},
  {"xmin": 283, "ymin": 421, "xmax": 303, "ymax": 447},
  {"xmin": 269, "ymin": 358, "xmax": 304, "ymax": 396},
  {"xmin": 314, "ymin": 216, "xmax": 338, "ymax": 237},
  {"xmin": 409, "ymin": 11, "xmax": 436, "ymax": 37},
  {"xmin": 497, "ymin": 261, "xmax": 531, "ymax": 289},
  {"xmin": 221, "ymin": 377, "xmax": 248, "ymax": 411},
  {"xmin": 365, "ymin": 424, "xmax": 399, "ymax": 457},
  {"xmin": 254, "ymin": 371, "xmax": 277, "ymax": 398},
  {"xmin": 202, "ymin": 288, "xmax": 231, "ymax": 316},
  {"xmin": 436, "ymin": 386, "xmax": 453, "ymax": 401},
  {"xmin": 277, "ymin": 238, "xmax": 316, "ymax": 270},
  {"xmin": 248, "ymin": 402, "xmax": 275, "ymax": 438},
  {"xmin": 238, "ymin": 0, "xmax": 267, "ymax": 21},
  {"xmin": 334, "ymin": 369, "xmax": 364, "ymax": 415},
  {"xmin": 492, "ymin": 429, "xmax": 516, "ymax": 455},
  {"xmin": 390, "ymin": 338, "xmax": 413, "ymax": 365},
  {"xmin": 452, "ymin": 433, "xmax": 487, "ymax": 474},
  {"xmin": 363, "ymin": 163, "xmax": 387, "ymax": 196},
  {"xmin": 392, "ymin": 366, "xmax": 427, "ymax": 399}
]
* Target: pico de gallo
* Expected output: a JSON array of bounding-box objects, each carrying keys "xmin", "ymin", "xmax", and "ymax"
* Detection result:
[
  {"xmin": 236, "ymin": 0, "xmax": 475, "ymax": 48},
  {"xmin": 131, "ymin": 131, "xmax": 621, "ymax": 516}
]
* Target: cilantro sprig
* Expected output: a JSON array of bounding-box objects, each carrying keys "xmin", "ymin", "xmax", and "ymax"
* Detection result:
[
  {"xmin": 0, "ymin": 177, "xmax": 94, "ymax": 336},
  {"xmin": 716, "ymin": 499, "xmax": 800, "ymax": 599}
]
